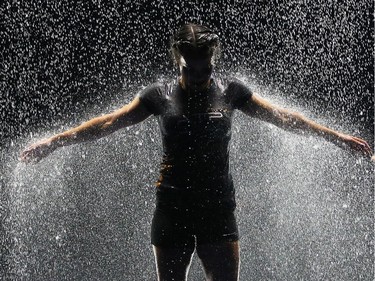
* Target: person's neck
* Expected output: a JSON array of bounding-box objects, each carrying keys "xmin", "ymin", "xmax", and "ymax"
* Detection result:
[{"xmin": 178, "ymin": 77, "xmax": 212, "ymax": 93}]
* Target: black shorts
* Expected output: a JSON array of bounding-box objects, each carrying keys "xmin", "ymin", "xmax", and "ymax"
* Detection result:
[{"xmin": 151, "ymin": 206, "xmax": 239, "ymax": 248}]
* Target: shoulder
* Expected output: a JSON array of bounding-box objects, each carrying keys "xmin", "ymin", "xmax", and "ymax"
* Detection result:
[
  {"xmin": 137, "ymin": 80, "xmax": 176, "ymax": 115},
  {"xmin": 216, "ymin": 76, "xmax": 253, "ymax": 109},
  {"xmin": 137, "ymin": 82, "xmax": 164, "ymax": 98}
]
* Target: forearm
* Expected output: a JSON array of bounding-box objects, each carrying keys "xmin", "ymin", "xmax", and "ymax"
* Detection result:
[
  {"xmin": 49, "ymin": 114, "xmax": 118, "ymax": 148},
  {"xmin": 277, "ymin": 110, "xmax": 343, "ymax": 144},
  {"xmin": 278, "ymin": 110, "xmax": 373, "ymax": 156},
  {"xmin": 244, "ymin": 94, "xmax": 372, "ymax": 157}
]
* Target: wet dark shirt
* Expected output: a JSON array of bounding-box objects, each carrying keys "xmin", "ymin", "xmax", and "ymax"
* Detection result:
[{"xmin": 138, "ymin": 77, "xmax": 252, "ymax": 211}]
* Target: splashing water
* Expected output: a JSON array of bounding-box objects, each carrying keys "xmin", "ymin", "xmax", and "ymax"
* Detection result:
[
  {"xmin": 2, "ymin": 77, "xmax": 373, "ymax": 280},
  {"xmin": 1, "ymin": 1, "xmax": 373, "ymax": 280}
]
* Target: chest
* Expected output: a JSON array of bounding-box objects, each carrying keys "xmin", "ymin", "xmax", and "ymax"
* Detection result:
[{"xmin": 158, "ymin": 88, "xmax": 233, "ymax": 140}]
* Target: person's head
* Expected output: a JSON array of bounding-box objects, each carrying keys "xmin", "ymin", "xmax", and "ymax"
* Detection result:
[{"xmin": 171, "ymin": 23, "xmax": 220, "ymax": 90}]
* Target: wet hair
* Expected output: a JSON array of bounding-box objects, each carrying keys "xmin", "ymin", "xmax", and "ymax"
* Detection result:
[{"xmin": 171, "ymin": 23, "xmax": 220, "ymax": 65}]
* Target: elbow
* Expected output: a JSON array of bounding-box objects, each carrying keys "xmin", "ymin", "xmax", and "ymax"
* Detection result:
[
  {"xmin": 100, "ymin": 115, "xmax": 119, "ymax": 132},
  {"xmin": 288, "ymin": 112, "xmax": 314, "ymax": 135},
  {"xmin": 102, "ymin": 119, "xmax": 114, "ymax": 130},
  {"xmin": 278, "ymin": 111, "xmax": 306, "ymax": 130},
  {"xmin": 290, "ymin": 111, "xmax": 305, "ymax": 123},
  {"xmin": 100, "ymin": 111, "xmax": 128, "ymax": 133},
  {"xmin": 83, "ymin": 115, "xmax": 117, "ymax": 139}
]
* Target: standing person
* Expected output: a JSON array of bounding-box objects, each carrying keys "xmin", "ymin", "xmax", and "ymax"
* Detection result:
[{"xmin": 20, "ymin": 23, "xmax": 372, "ymax": 281}]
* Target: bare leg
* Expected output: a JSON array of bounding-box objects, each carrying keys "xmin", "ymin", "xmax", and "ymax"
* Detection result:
[
  {"xmin": 153, "ymin": 245, "xmax": 195, "ymax": 281},
  {"xmin": 196, "ymin": 241, "xmax": 240, "ymax": 281}
]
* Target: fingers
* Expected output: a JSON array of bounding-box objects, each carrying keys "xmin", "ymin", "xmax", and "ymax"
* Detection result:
[
  {"xmin": 348, "ymin": 136, "xmax": 373, "ymax": 158},
  {"xmin": 20, "ymin": 146, "xmax": 33, "ymax": 163},
  {"xmin": 359, "ymin": 141, "xmax": 372, "ymax": 157},
  {"xmin": 20, "ymin": 147, "xmax": 40, "ymax": 163},
  {"xmin": 19, "ymin": 140, "xmax": 51, "ymax": 164}
]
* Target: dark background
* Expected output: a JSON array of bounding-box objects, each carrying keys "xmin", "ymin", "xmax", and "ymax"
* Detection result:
[{"xmin": 1, "ymin": 0, "xmax": 373, "ymax": 146}]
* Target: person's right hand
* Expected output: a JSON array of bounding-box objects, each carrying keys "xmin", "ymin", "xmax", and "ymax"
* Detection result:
[{"xmin": 20, "ymin": 138, "xmax": 57, "ymax": 163}]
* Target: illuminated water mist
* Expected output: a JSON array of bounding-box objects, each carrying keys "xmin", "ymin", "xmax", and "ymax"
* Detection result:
[
  {"xmin": 2, "ymin": 78, "xmax": 373, "ymax": 280},
  {"xmin": 1, "ymin": 1, "xmax": 373, "ymax": 280}
]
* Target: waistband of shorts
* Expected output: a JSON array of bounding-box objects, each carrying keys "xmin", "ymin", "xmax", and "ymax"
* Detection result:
[{"xmin": 155, "ymin": 188, "xmax": 236, "ymax": 213}]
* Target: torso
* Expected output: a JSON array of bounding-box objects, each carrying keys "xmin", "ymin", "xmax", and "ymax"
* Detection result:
[{"xmin": 138, "ymin": 76, "xmax": 252, "ymax": 211}]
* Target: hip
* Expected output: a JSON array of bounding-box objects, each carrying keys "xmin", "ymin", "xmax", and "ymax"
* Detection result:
[{"xmin": 155, "ymin": 183, "xmax": 236, "ymax": 213}]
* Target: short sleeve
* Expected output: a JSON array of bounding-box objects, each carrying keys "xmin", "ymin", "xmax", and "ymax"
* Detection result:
[
  {"xmin": 137, "ymin": 83, "xmax": 164, "ymax": 115},
  {"xmin": 224, "ymin": 78, "xmax": 253, "ymax": 109}
]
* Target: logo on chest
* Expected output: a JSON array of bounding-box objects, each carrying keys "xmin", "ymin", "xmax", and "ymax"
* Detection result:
[{"xmin": 171, "ymin": 111, "xmax": 229, "ymax": 137}]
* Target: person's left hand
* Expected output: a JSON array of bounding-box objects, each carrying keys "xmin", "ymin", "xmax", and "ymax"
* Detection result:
[{"xmin": 339, "ymin": 134, "xmax": 373, "ymax": 158}]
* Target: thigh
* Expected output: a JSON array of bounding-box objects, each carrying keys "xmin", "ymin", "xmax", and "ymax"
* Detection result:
[
  {"xmin": 195, "ymin": 210, "xmax": 239, "ymax": 245},
  {"xmin": 151, "ymin": 207, "xmax": 195, "ymax": 248},
  {"xmin": 153, "ymin": 245, "xmax": 195, "ymax": 281},
  {"xmin": 151, "ymin": 208, "xmax": 196, "ymax": 280},
  {"xmin": 196, "ymin": 241, "xmax": 240, "ymax": 281}
]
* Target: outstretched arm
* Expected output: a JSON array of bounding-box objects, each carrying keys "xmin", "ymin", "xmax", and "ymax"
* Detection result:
[
  {"xmin": 240, "ymin": 94, "xmax": 373, "ymax": 158},
  {"xmin": 20, "ymin": 96, "xmax": 151, "ymax": 163}
]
